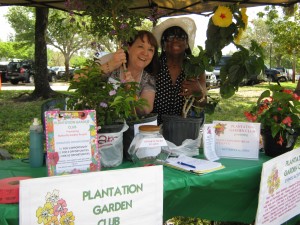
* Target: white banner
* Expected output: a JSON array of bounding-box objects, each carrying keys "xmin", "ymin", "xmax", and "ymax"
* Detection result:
[
  {"xmin": 255, "ymin": 148, "xmax": 300, "ymax": 225},
  {"xmin": 20, "ymin": 166, "xmax": 163, "ymax": 225}
]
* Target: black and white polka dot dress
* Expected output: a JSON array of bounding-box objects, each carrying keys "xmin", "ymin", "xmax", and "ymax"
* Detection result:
[{"xmin": 153, "ymin": 56, "xmax": 185, "ymax": 125}]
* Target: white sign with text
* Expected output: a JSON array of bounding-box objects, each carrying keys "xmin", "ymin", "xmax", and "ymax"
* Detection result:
[
  {"xmin": 213, "ymin": 121, "xmax": 261, "ymax": 159},
  {"xmin": 255, "ymin": 148, "xmax": 300, "ymax": 225},
  {"xmin": 20, "ymin": 166, "xmax": 163, "ymax": 225}
]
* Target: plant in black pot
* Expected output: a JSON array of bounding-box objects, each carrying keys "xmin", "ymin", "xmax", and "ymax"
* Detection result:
[
  {"xmin": 65, "ymin": 0, "xmax": 157, "ymax": 165},
  {"xmin": 161, "ymin": 5, "xmax": 264, "ymax": 147},
  {"xmin": 245, "ymin": 85, "xmax": 300, "ymax": 157},
  {"xmin": 161, "ymin": 46, "xmax": 215, "ymax": 146}
]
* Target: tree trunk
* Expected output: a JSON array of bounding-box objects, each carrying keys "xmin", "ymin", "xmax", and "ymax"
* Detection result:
[{"xmin": 31, "ymin": 7, "xmax": 56, "ymax": 99}]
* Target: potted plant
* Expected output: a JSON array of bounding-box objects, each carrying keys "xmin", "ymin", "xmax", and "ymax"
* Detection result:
[
  {"xmin": 244, "ymin": 85, "xmax": 300, "ymax": 157},
  {"xmin": 161, "ymin": 46, "xmax": 215, "ymax": 146},
  {"xmin": 67, "ymin": 63, "xmax": 150, "ymax": 167},
  {"xmin": 162, "ymin": 5, "xmax": 264, "ymax": 146},
  {"xmin": 64, "ymin": 0, "xmax": 157, "ymax": 166}
]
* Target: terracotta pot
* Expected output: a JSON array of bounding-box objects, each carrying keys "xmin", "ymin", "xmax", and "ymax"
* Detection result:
[{"xmin": 261, "ymin": 129, "xmax": 298, "ymax": 157}]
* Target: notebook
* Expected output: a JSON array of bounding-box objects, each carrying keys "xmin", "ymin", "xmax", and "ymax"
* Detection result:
[{"xmin": 165, "ymin": 155, "xmax": 224, "ymax": 175}]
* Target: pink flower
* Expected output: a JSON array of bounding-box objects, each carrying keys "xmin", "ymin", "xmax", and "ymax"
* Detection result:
[
  {"xmin": 277, "ymin": 135, "xmax": 284, "ymax": 146},
  {"xmin": 282, "ymin": 116, "xmax": 292, "ymax": 127},
  {"xmin": 48, "ymin": 152, "xmax": 59, "ymax": 166},
  {"xmin": 283, "ymin": 89, "xmax": 293, "ymax": 94},
  {"xmin": 100, "ymin": 102, "xmax": 108, "ymax": 108},
  {"xmin": 292, "ymin": 93, "xmax": 300, "ymax": 100},
  {"xmin": 244, "ymin": 112, "xmax": 257, "ymax": 122},
  {"xmin": 109, "ymin": 90, "xmax": 116, "ymax": 96},
  {"xmin": 53, "ymin": 199, "xmax": 68, "ymax": 217}
]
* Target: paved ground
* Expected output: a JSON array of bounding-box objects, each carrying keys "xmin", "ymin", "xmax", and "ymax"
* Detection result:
[{"xmin": 0, "ymin": 82, "xmax": 69, "ymax": 91}]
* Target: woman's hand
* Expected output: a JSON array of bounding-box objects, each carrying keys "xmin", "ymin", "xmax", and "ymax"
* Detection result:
[
  {"xmin": 123, "ymin": 71, "xmax": 135, "ymax": 83},
  {"xmin": 181, "ymin": 78, "xmax": 206, "ymax": 96},
  {"xmin": 109, "ymin": 49, "xmax": 127, "ymax": 71},
  {"xmin": 101, "ymin": 49, "xmax": 127, "ymax": 73},
  {"xmin": 180, "ymin": 75, "xmax": 207, "ymax": 106}
]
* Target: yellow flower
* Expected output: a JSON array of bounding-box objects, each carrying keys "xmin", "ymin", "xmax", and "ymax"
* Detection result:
[
  {"xmin": 241, "ymin": 8, "xmax": 248, "ymax": 29},
  {"xmin": 234, "ymin": 29, "xmax": 244, "ymax": 44},
  {"xmin": 212, "ymin": 6, "xmax": 233, "ymax": 27}
]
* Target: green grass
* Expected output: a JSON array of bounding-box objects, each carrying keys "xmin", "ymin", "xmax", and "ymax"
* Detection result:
[{"xmin": 0, "ymin": 82, "xmax": 299, "ymax": 160}]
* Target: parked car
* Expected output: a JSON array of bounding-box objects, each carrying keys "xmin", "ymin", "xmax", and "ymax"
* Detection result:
[
  {"xmin": 211, "ymin": 55, "xmax": 231, "ymax": 83},
  {"xmin": 0, "ymin": 63, "xmax": 8, "ymax": 83},
  {"xmin": 205, "ymin": 70, "xmax": 218, "ymax": 88},
  {"xmin": 51, "ymin": 66, "xmax": 65, "ymax": 75},
  {"xmin": 6, "ymin": 60, "xmax": 57, "ymax": 84},
  {"xmin": 264, "ymin": 67, "xmax": 285, "ymax": 82},
  {"xmin": 6, "ymin": 60, "xmax": 35, "ymax": 85},
  {"xmin": 274, "ymin": 67, "xmax": 289, "ymax": 81},
  {"xmin": 56, "ymin": 68, "xmax": 76, "ymax": 80},
  {"xmin": 27, "ymin": 69, "xmax": 57, "ymax": 83},
  {"xmin": 208, "ymin": 55, "xmax": 266, "ymax": 86}
]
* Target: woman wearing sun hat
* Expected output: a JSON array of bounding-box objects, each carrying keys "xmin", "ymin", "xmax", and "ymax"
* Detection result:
[{"xmin": 151, "ymin": 17, "xmax": 207, "ymax": 125}]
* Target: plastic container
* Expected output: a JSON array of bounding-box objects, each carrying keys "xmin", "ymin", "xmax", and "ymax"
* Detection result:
[
  {"xmin": 128, "ymin": 125, "xmax": 171, "ymax": 166},
  {"xmin": 29, "ymin": 118, "xmax": 44, "ymax": 168}
]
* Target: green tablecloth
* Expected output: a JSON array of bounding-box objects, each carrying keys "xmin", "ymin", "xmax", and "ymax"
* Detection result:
[{"xmin": 1, "ymin": 154, "xmax": 299, "ymax": 225}]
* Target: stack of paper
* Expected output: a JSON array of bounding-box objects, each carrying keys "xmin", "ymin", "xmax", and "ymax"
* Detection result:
[{"xmin": 165, "ymin": 155, "xmax": 224, "ymax": 175}]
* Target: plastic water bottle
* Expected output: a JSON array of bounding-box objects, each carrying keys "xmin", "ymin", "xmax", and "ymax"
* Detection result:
[{"xmin": 29, "ymin": 118, "xmax": 44, "ymax": 167}]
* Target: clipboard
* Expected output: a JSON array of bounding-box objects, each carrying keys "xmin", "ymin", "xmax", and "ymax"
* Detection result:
[{"xmin": 44, "ymin": 110, "xmax": 100, "ymax": 176}]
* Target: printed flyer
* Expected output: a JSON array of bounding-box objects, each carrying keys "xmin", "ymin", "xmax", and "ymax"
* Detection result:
[
  {"xmin": 213, "ymin": 121, "xmax": 261, "ymax": 159},
  {"xmin": 45, "ymin": 110, "xmax": 100, "ymax": 176},
  {"xmin": 255, "ymin": 148, "xmax": 300, "ymax": 225}
]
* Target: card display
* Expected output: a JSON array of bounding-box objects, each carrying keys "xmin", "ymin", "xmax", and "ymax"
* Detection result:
[{"xmin": 45, "ymin": 110, "xmax": 100, "ymax": 176}]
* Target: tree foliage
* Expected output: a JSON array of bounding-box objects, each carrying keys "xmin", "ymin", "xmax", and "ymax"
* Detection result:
[
  {"xmin": 0, "ymin": 41, "xmax": 34, "ymax": 60},
  {"xmin": 241, "ymin": 5, "xmax": 300, "ymax": 68},
  {"xmin": 46, "ymin": 10, "xmax": 94, "ymax": 79}
]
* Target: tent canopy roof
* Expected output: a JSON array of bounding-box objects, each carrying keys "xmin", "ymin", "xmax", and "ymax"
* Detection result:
[{"xmin": 0, "ymin": 0, "xmax": 299, "ymax": 18}]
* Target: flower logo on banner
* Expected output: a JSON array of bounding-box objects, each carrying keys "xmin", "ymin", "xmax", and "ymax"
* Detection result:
[
  {"xmin": 214, "ymin": 123, "xmax": 226, "ymax": 136},
  {"xmin": 36, "ymin": 189, "xmax": 75, "ymax": 224},
  {"xmin": 267, "ymin": 166, "xmax": 281, "ymax": 195}
]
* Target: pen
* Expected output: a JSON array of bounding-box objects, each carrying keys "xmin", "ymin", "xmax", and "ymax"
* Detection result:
[{"xmin": 177, "ymin": 161, "xmax": 196, "ymax": 168}]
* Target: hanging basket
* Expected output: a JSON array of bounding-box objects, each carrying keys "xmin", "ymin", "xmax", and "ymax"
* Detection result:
[{"xmin": 261, "ymin": 129, "xmax": 298, "ymax": 157}]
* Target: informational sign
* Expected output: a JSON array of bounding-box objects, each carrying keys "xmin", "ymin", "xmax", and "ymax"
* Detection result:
[
  {"xmin": 203, "ymin": 124, "xmax": 219, "ymax": 161},
  {"xmin": 19, "ymin": 166, "xmax": 163, "ymax": 225},
  {"xmin": 255, "ymin": 148, "xmax": 300, "ymax": 225},
  {"xmin": 45, "ymin": 110, "xmax": 100, "ymax": 176},
  {"xmin": 213, "ymin": 121, "xmax": 261, "ymax": 159}
]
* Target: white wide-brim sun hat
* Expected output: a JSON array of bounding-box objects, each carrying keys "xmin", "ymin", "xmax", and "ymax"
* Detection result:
[{"xmin": 152, "ymin": 17, "xmax": 197, "ymax": 50}]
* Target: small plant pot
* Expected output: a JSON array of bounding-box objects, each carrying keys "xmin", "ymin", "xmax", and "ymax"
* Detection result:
[
  {"xmin": 261, "ymin": 129, "xmax": 298, "ymax": 157},
  {"xmin": 162, "ymin": 114, "xmax": 205, "ymax": 146},
  {"xmin": 97, "ymin": 123, "xmax": 127, "ymax": 167}
]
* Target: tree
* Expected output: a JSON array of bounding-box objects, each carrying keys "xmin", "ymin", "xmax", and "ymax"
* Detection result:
[
  {"xmin": 32, "ymin": 7, "xmax": 59, "ymax": 99},
  {"xmin": 46, "ymin": 10, "xmax": 94, "ymax": 80},
  {"xmin": 240, "ymin": 5, "xmax": 300, "ymax": 72}
]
